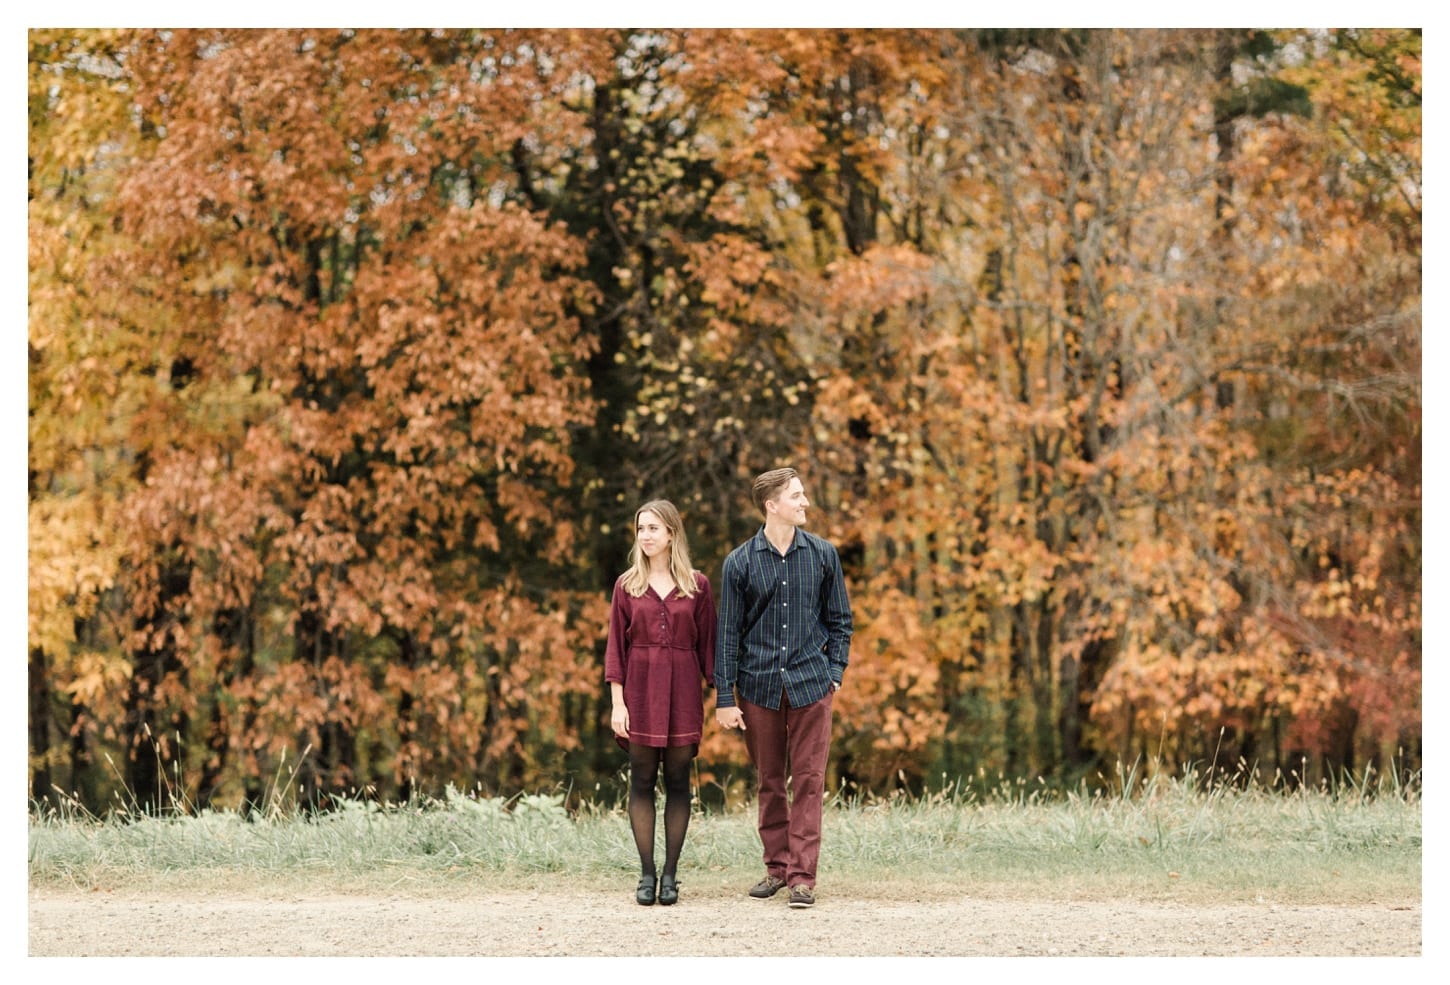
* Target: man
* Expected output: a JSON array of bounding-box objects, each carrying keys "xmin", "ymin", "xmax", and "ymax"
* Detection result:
[{"xmin": 715, "ymin": 466, "xmax": 853, "ymax": 909}]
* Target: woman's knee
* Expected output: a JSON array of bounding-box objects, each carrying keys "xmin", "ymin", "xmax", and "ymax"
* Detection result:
[
  {"xmin": 629, "ymin": 751, "xmax": 661, "ymax": 794},
  {"xmin": 660, "ymin": 750, "xmax": 692, "ymax": 798},
  {"xmin": 661, "ymin": 765, "xmax": 690, "ymax": 798}
]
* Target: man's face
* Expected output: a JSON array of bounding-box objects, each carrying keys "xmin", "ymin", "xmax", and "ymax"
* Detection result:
[{"xmin": 769, "ymin": 478, "xmax": 810, "ymax": 526}]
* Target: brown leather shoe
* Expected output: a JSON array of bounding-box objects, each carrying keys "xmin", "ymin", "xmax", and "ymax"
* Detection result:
[
  {"xmin": 788, "ymin": 884, "xmax": 815, "ymax": 908},
  {"xmin": 748, "ymin": 874, "xmax": 787, "ymax": 899}
]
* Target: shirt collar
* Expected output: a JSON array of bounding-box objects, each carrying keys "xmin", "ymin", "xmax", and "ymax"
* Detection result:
[{"xmin": 752, "ymin": 525, "xmax": 799, "ymax": 556}]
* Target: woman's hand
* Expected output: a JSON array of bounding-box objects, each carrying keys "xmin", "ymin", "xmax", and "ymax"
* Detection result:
[
  {"xmin": 716, "ymin": 706, "xmax": 746, "ymax": 731},
  {"xmin": 611, "ymin": 704, "xmax": 630, "ymax": 739}
]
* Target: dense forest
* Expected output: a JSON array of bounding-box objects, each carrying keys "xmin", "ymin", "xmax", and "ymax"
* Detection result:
[{"xmin": 29, "ymin": 28, "xmax": 1420, "ymax": 813}]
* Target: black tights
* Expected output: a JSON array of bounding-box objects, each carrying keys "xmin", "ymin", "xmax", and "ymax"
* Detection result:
[{"xmin": 628, "ymin": 742, "xmax": 693, "ymax": 878}]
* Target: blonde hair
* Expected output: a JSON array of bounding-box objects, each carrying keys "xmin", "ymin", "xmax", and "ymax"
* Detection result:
[
  {"xmin": 751, "ymin": 467, "xmax": 799, "ymax": 515},
  {"xmin": 620, "ymin": 499, "xmax": 699, "ymax": 598}
]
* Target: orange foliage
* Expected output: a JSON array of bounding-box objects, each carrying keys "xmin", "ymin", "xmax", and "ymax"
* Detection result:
[{"xmin": 29, "ymin": 28, "xmax": 1419, "ymax": 809}]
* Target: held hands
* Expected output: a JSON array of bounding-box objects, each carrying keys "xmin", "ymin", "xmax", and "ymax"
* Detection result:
[
  {"xmin": 611, "ymin": 704, "xmax": 630, "ymax": 739},
  {"xmin": 714, "ymin": 683, "xmax": 839, "ymax": 732},
  {"xmin": 716, "ymin": 706, "xmax": 746, "ymax": 731}
]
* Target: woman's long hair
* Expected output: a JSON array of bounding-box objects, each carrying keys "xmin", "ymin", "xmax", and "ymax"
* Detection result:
[{"xmin": 620, "ymin": 499, "xmax": 699, "ymax": 598}]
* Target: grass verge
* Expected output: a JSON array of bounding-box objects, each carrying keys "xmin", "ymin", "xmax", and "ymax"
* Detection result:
[{"xmin": 29, "ymin": 769, "xmax": 1421, "ymax": 907}]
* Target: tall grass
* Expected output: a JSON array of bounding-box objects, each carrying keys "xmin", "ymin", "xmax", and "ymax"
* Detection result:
[
  {"xmin": 815, "ymin": 759, "xmax": 1421, "ymax": 901},
  {"xmin": 30, "ymin": 758, "xmax": 1420, "ymax": 905}
]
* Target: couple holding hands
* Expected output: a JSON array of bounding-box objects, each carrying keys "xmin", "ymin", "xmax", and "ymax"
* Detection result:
[{"xmin": 604, "ymin": 467, "xmax": 853, "ymax": 909}]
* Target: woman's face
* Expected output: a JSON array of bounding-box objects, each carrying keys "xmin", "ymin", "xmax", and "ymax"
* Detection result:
[{"xmin": 636, "ymin": 510, "xmax": 673, "ymax": 560}]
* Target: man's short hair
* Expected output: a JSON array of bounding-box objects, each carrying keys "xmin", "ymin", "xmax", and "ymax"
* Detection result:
[{"xmin": 751, "ymin": 467, "xmax": 799, "ymax": 515}]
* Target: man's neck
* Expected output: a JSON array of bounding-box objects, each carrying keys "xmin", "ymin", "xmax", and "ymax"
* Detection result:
[{"xmin": 763, "ymin": 519, "xmax": 797, "ymax": 555}]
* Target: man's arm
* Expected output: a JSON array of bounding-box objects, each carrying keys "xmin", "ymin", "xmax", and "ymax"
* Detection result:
[
  {"xmin": 714, "ymin": 552, "xmax": 743, "ymax": 708},
  {"xmin": 714, "ymin": 552, "xmax": 748, "ymax": 730},
  {"xmin": 821, "ymin": 542, "xmax": 853, "ymax": 685}
]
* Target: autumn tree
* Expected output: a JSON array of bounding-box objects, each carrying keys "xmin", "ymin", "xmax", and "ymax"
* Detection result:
[
  {"xmin": 29, "ymin": 28, "xmax": 167, "ymax": 808},
  {"xmin": 778, "ymin": 28, "xmax": 1420, "ymax": 786},
  {"xmin": 30, "ymin": 29, "xmax": 613, "ymax": 808}
]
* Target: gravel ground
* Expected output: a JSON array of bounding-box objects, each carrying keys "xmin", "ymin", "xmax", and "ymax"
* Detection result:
[{"xmin": 28, "ymin": 884, "xmax": 1421, "ymax": 958}]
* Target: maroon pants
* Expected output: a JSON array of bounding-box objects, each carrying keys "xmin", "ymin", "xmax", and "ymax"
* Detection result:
[{"xmin": 740, "ymin": 689, "xmax": 834, "ymax": 888}]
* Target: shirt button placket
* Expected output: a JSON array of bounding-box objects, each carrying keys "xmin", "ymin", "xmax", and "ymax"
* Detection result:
[{"xmin": 778, "ymin": 558, "xmax": 789, "ymax": 673}]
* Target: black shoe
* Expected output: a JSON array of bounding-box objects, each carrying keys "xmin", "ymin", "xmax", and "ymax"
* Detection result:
[
  {"xmin": 636, "ymin": 874, "xmax": 657, "ymax": 905},
  {"xmin": 658, "ymin": 873, "xmax": 679, "ymax": 906}
]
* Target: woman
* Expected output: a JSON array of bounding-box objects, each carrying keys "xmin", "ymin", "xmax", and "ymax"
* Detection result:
[{"xmin": 604, "ymin": 499, "xmax": 716, "ymax": 906}]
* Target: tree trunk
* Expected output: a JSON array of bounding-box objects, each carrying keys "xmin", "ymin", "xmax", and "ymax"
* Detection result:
[
  {"xmin": 28, "ymin": 647, "xmax": 52, "ymax": 805},
  {"xmin": 124, "ymin": 556, "xmax": 191, "ymax": 814}
]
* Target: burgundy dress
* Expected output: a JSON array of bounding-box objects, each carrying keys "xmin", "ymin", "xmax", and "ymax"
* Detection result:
[{"xmin": 604, "ymin": 571, "xmax": 717, "ymax": 753}]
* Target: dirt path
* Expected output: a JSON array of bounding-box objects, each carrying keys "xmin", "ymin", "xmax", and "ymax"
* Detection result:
[{"xmin": 28, "ymin": 885, "xmax": 1421, "ymax": 957}]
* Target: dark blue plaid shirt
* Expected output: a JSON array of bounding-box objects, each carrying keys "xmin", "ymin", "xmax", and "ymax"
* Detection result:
[{"xmin": 715, "ymin": 526, "xmax": 853, "ymax": 710}]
